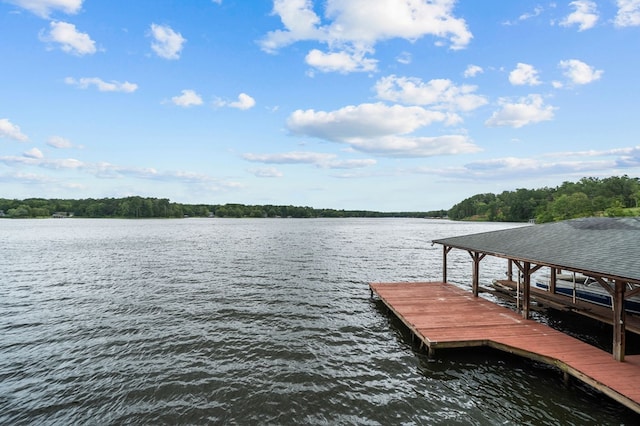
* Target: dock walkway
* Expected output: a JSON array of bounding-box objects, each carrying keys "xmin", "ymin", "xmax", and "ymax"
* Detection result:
[{"xmin": 370, "ymin": 281, "xmax": 640, "ymax": 414}]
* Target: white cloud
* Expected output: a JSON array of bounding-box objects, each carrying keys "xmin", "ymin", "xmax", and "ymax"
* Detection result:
[
  {"xmin": 503, "ymin": 5, "xmax": 546, "ymax": 25},
  {"xmin": 243, "ymin": 151, "xmax": 377, "ymax": 168},
  {"xmin": 463, "ymin": 64, "xmax": 483, "ymax": 78},
  {"xmin": 171, "ymin": 89, "xmax": 203, "ymax": 107},
  {"xmin": 150, "ymin": 23, "xmax": 186, "ymax": 60},
  {"xmin": 374, "ymin": 75, "xmax": 487, "ymax": 112},
  {"xmin": 615, "ymin": 0, "xmax": 640, "ymax": 27},
  {"xmin": 285, "ymin": 103, "xmax": 479, "ymax": 157},
  {"xmin": 215, "ymin": 93, "xmax": 257, "ymax": 110},
  {"xmin": 260, "ymin": 0, "xmax": 472, "ymax": 73},
  {"xmin": 464, "ymin": 157, "xmax": 540, "ymax": 172},
  {"xmin": 248, "ymin": 167, "xmax": 284, "ymax": 178},
  {"xmin": 0, "ymin": 154, "xmax": 243, "ymax": 190},
  {"xmin": 0, "ymin": 118, "xmax": 28, "ymax": 141},
  {"xmin": 559, "ymin": 59, "xmax": 603, "ymax": 85},
  {"xmin": 5, "ymin": 0, "xmax": 83, "ymax": 18},
  {"xmin": 614, "ymin": 145, "xmax": 640, "ymax": 167},
  {"xmin": 23, "ymin": 147, "xmax": 44, "ymax": 159},
  {"xmin": 228, "ymin": 93, "xmax": 256, "ymax": 110},
  {"xmin": 0, "ymin": 155, "xmax": 83, "ymax": 170},
  {"xmin": 305, "ymin": 49, "xmax": 377, "ymax": 73},
  {"xmin": 345, "ymin": 134, "xmax": 481, "ymax": 158},
  {"xmin": 287, "ymin": 102, "xmax": 455, "ymax": 142},
  {"xmin": 325, "ymin": 0, "xmax": 472, "ymax": 49},
  {"xmin": 65, "ymin": 77, "xmax": 138, "ymax": 93},
  {"xmin": 396, "ymin": 51, "xmax": 412, "ymax": 65},
  {"xmin": 423, "ymin": 146, "xmax": 640, "ymax": 182},
  {"xmin": 40, "ymin": 20, "xmax": 96, "ymax": 55},
  {"xmin": 485, "ymin": 94, "xmax": 556, "ymax": 128},
  {"xmin": 259, "ymin": 0, "xmax": 330, "ymax": 53},
  {"xmin": 560, "ymin": 1, "xmax": 598, "ymax": 31},
  {"xmin": 329, "ymin": 158, "xmax": 377, "ymax": 169},
  {"xmin": 47, "ymin": 135, "xmax": 81, "ymax": 149},
  {"xmin": 518, "ymin": 6, "xmax": 544, "ymax": 21},
  {"xmin": 244, "ymin": 151, "xmax": 336, "ymax": 165},
  {"xmin": 509, "ymin": 63, "xmax": 541, "ymax": 86},
  {"xmin": 0, "ymin": 171, "xmax": 56, "ymax": 185}
]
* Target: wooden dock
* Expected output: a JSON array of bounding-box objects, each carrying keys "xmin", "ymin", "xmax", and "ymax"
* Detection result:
[{"xmin": 370, "ymin": 281, "xmax": 640, "ymax": 414}]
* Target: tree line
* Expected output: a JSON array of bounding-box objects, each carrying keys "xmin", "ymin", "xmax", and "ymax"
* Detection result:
[
  {"xmin": 2, "ymin": 175, "xmax": 638, "ymax": 222},
  {"xmin": 448, "ymin": 175, "xmax": 640, "ymax": 223},
  {"xmin": 0, "ymin": 196, "xmax": 446, "ymax": 219}
]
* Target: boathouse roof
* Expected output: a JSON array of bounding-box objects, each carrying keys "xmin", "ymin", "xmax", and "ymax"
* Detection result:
[{"xmin": 432, "ymin": 217, "xmax": 640, "ymax": 285}]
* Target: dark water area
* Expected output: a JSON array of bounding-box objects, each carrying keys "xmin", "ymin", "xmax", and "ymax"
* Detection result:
[{"xmin": 1, "ymin": 218, "xmax": 638, "ymax": 424}]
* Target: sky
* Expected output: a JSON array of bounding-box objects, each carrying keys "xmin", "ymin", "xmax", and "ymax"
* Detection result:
[{"xmin": 1, "ymin": 0, "xmax": 640, "ymax": 211}]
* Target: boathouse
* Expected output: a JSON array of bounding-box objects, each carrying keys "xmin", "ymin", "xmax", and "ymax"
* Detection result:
[
  {"xmin": 370, "ymin": 217, "xmax": 640, "ymax": 413},
  {"xmin": 432, "ymin": 216, "xmax": 640, "ymax": 361}
]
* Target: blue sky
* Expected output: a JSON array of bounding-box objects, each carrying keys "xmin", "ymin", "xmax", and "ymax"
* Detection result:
[{"xmin": 1, "ymin": 0, "xmax": 639, "ymax": 211}]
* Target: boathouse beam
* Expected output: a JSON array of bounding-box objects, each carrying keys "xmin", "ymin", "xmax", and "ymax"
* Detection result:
[
  {"xmin": 613, "ymin": 280, "xmax": 627, "ymax": 362},
  {"xmin": 511, "ymin": 261, "xmax": 543, "ymax": 276},
  {"xmin": 591, "ymin": 276, "xmax": 615, "ymax": 298},
  {"xmin": 627, "ymin": 285, "xmax": 640, "ymax": 299}
]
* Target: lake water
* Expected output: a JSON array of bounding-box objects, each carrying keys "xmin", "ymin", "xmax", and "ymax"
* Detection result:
[{"xmin": 1, "ymin": 218, "xmax": 638, "ymax": 425}]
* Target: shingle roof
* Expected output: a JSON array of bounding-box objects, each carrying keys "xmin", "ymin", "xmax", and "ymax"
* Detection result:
[{"xmin": 432, "ymin": 217, "xmax": 640, "ymax": 284}]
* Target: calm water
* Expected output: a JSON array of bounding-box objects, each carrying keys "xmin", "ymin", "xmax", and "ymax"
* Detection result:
[{"xmin": 1, "ymin": 218, "xmax": 638, "ymax": 425}]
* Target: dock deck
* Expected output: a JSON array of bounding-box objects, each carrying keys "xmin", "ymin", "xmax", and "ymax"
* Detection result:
[{"xmin": 370, "ymin": 281, "xmax": 640, "ymax": 414}]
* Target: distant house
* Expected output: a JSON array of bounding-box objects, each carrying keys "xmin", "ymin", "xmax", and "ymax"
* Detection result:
[
  {"xmin": 52, "ymin": 212, "xmax": 74, "ymax": 218},
  {"xmin": 0, "ymin": 210, "xmax": 5, "ymax": 217}
]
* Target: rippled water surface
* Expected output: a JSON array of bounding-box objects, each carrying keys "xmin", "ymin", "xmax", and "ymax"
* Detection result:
[{"xmin": 1, "ymin": 218, "xmax": 638, "ymax": 424}]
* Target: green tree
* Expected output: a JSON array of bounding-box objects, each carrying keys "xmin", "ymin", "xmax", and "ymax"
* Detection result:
[
  {"xmin": 546, "ymin": 192, "xmax": 592, "ymax": 221},
  {"xmin": 7, "ymin": 205, "xmax": 30, "ymax": 217},
  {"xmin": 605, "ymin": 200, "xmax": 628, "ymax": 217},
  {"xmin": 85, "ymin": 202, "xmax": 106, "ymax": 217}
]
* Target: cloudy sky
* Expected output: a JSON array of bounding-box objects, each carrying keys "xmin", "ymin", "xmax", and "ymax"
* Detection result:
[{"xmin": 1, "ymin": 0, "xmax": 639, "ymax": 211}]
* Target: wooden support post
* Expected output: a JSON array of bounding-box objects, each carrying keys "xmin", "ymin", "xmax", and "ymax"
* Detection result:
[
  {"xmin": 522, "ymin": 262, "xmax": 531, "ymax": 320},
  {"xmin": 473, "ymin": 253, "xmax": 480, "ymax": 297},
  {"xmin": 442, "ymin": 246, "xmax": 452, "ymax": 283},
  {"xmin": 613, "ymin": 280, "xmax": 626, "ymax": 362},
  {"xmin": 550, "ymin": 267, "xmax": 557, "ymax": 294},
  {"xmin": 507, "ymin": 260, "xmax": 513, "ymax": 282},
  {"xmin": 443, "ymin": 245, "xmax": 447, "ymax": 283},
  {"xmin": 511, "ymin": 261, "xmax": 542, "ymax": 319},
  {"xmin": 469, "ymin": 251, "xmax": 486, "ymax": 297}
]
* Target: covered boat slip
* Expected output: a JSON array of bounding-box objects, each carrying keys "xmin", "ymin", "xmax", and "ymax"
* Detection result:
[
  {"xmin": 432, "ymin": 217, "xmax": 640, "ymax": 362},
  {"xmin": 492, "ymin": 278, "xmax": 640, "ymax": 335}
]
